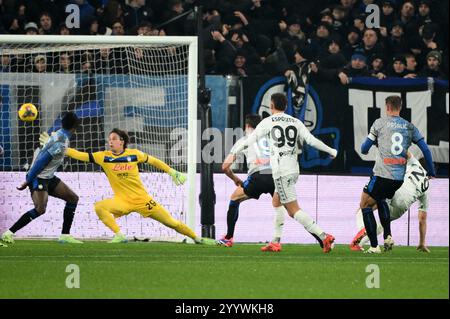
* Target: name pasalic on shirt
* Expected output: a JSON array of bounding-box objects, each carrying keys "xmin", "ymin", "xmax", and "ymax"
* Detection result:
[{"xmin": 386, "ymin": 122, "xmax": 408, "ymax": 129}]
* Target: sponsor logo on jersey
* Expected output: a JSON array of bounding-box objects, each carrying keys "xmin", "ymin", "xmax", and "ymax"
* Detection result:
[
  {"xmin": 112, "ymin": 163, "xmax": 133, "ymax": 171},
  {"xmin": 383, "ymin": 157, "xmax": 407, "ymax": 165}
]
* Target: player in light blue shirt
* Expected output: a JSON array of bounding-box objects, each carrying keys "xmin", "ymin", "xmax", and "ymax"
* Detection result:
[
  {"xmin": 1, "ymin": 112, "xmax": 83, "ymax": 245},
  {"xmin": 359, "ymin": 96, "xmax": 435, "ymax": 253}
]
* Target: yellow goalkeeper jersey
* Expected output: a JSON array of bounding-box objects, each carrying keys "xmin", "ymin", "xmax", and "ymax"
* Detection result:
[{"xmin": 66, "ymin": 148, "xmax": 171, "ymax": 203}]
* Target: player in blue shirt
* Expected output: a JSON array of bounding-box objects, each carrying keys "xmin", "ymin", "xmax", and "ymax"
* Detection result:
[
  {"xmin": 359, "ymin": 96, "xmax": 435, "ymax": 253},
  {"xmin": 1, "ymin": 112, "xmax": 83, "ymax": 245}
]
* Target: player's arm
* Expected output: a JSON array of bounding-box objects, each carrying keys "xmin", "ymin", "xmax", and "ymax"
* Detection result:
[
  {"xmin": 18, "ymin": 150, "xmax": 54, "ymax": 190},
  {"xmin": 411, "ymin": 126, "xmax": 435, "ymax": 176},
  {"xmin": 66, "ymin": 148, "xmax": 90, "ymax": 162},
  {"xmin": 361, "ymin": 121, "xmax": 377, "ymax": 155},
  {"xmin": 415, "ymin": 139, "xmax": 436, "ymax": 177},
  {"xmin": 416, "ymin": 193, "xmax": 430, "ymax": 252},
  {"xmin": 141, "ymin": 153, "xmax": 186, "ymax": 186},
  {"xmin": 299, "ymin": 123, "xmax": 337, "ymax": 158},
  {"xmin": 222, "ymin": 153, "xmax": 243, "ymax": 187},
  {"xmin": 231, "ymin": 120, "xmax": 269, "ymax": 156}
]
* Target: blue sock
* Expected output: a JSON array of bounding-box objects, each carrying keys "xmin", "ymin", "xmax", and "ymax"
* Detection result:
[
  {"xmin": 62, "ymin": 202, "xmax": 77, "ymax": 235},
  {"xmin": 225, "ymin": 200, "xmax": 240, "ymax": 239},
  {"xmin": 10, "ymin": 208, "xmax": 41, "ymax": 233},
  {"xmin": 362, "ymin": 207, "xmax": 378, "ymax": 248},
  {"xmin": 377, "ymin": 200, "xmax": 391, "ymax": 240}
]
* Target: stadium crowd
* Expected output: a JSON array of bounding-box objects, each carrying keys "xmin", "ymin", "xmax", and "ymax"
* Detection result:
[{"xmin": 0, "ymin": 0, "xmax": 448, "ymax": 81}]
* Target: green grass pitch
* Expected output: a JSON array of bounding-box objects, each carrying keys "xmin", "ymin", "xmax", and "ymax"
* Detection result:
[{"xmin": 0, "ymin": 240, "xmax": 448, "ymax": 299}]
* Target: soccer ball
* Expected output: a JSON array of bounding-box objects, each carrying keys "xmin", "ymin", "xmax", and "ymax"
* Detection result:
[{"xmin": 18, "ymin": 103, "xmax": 38, "ymax": 122}]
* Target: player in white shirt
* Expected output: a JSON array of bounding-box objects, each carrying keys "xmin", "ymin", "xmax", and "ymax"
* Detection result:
[
  {"xmin": 218, "ymin": 114, "xmax": 287, "ymax": 251},
  {"xmin": 350, "ymin": 152, "xmax": 431, "ymax": 252},
  {"xmin": 231, "ymin": 93, "xmax": 338, "ymax": 253}
]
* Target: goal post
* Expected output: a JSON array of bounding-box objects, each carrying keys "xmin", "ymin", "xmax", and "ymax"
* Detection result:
[{"xmin": 0, "ymin": 35, "xmax": 198, "ymax": 241}]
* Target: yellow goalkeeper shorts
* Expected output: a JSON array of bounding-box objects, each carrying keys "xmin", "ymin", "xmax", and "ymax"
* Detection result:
[{"xmin": 94, "ymin": 196, "xmax": 166, "ymax": 219}]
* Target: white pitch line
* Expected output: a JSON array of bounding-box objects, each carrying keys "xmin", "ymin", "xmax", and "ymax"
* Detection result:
[
  {"xmin": 0, "ymin": 259, "xmax": 447, "ymax": 265},
  {"xmin": 0, "ymin": 255, "xmax": 448, "ymax": 262}
]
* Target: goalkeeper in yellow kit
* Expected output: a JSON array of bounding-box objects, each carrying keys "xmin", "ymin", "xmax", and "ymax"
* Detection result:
[{"xmin": 42, "ymin": 128, "xmax": 214, "ymax": 244}]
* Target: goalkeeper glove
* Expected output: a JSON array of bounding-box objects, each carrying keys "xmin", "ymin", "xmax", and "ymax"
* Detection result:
[
  {"xmin": 39, "ymin": 132, "xmax": 50, "ymax": 147},
  {"xmin": 169, "ymin": 169, "xmax": 186, "ymax": 186}
]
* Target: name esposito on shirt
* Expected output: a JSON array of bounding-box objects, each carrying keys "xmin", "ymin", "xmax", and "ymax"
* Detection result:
[{"xmin": 271, "ymin": 116, "xmax": 296, "ymax": 123}]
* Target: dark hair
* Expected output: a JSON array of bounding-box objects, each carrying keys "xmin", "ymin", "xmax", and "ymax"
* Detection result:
[
  {"xmin": 110, "ymin": 128, "xmax": 130, "ymax": 149},
  {"xmin": 245, "ymin": 114, "xmax": 262, "ymax": 129},
  {"xmin": 271, "ymin": 93, "xmax": 288, "ymax": 111},
  {"xmin": 61, "ymin": 112, "xmax": 80, "ymax": 130},
  {"xmin": 385, "ymin": 95, "xmax": 402, "ymax": 110}
]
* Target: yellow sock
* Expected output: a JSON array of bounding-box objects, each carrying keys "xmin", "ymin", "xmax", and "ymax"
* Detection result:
[{"xmin": 95, "ymin": 205, "xmax": 120, "ymax": 234}]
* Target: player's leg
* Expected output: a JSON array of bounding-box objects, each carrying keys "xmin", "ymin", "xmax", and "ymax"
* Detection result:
[
  {"xmin": 267, "ymin": 174, "xmax": 285, "ymax": 245},
  {"xmin": 377, "ymin": 179, "xmax": 403, "ymax": 251},
  {"xmin": 139, "ymin": 198, "xmax": 214, "ymax": 245},
  {"xmin": 48, "ymin": 178, "xmax": 82, "ymax": 243},
  {"xmin": 274, "ymin": 174, "xmax": 333, "ymax": 252},
  {"xmin": 360, "ymin": 176, "xmax": 380, "ymax": 252},
  {"xmin": 221, "ymin": 186, "xmax": 249, "ymax": 244},
  {"xmin": 261, "ymin": 194, "xmax": 286, "ymax": 252},
  {"xmin": 94, "ymin": 198, "xmax": 129, "ymax": 242},
  {"xmin": 2, "ymin": 181, "xmax": 48, "ymax": 244}
]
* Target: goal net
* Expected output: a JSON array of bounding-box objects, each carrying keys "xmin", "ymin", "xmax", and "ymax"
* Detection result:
[{"xmin": 0, "ymin": 35, "xmax": 198, "ymax": 241}]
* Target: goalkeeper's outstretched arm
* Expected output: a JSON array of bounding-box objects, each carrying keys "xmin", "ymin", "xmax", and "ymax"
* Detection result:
[
  {"xmin": 141, "ymin": 153, "xmax": 186, "ymax": 186},
  {"xmin": 66, "ymin": 148, "xmax": 90, "ymax": 162}
]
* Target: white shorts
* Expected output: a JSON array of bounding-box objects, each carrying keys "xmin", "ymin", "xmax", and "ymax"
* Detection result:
[
  {"xmin": 274, "ymin": 174, "xmax": 298, "ymax": 204},
  {"xmin": 387, "ymin": 186, "xmax": 415, "ymax": 220},
  {"xmin": 387, "ymin": 201, "xmax": 407, "ymax": 221}
]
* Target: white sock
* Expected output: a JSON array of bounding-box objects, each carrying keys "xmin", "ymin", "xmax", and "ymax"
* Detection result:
[
  {"xmin": 293, "ymin": 209, "xmax": 326, "ymax": 240},
  {"xmin": 376, "ymin": 223, "xmax": 383, "ymax": 236},
  {"xmin": 272, "ymin": 206, "xmax": 286, "ymax": 243},
  {"xmin": 356, "ymin": 208, "xmax": 365, "ymax": 230},
  {"xmin": 359, "ymin": 235, "xmax": 370, "ymax": 247}
]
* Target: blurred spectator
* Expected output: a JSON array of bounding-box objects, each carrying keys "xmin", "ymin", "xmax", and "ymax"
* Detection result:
[
  {"xmin": 123, "ymin": 0, "xmax": 152, "ymax": 32},
  {"xmin": 400, "ymin": 1, "xmax": 419, "ymax": 39},
  {"xmin": 381, "ymin": 0, "xmax": 396, "ymax": 31},
  {"xmin": 369, "ymin": 54, "xmax": 387, "ymax": 79},
  {"xmin": 279, "ymin": 15, "xmax": 306, "ymax": 44},
  {"xmin": 319, "ymin": 38, "xmax": 347, "ymax": 69},
  {"xmin": 136, "ymin": 21, "xmax": 152, "ymax": 35},
  {"xmin": 58, "ymin": 23, "xmax": 71, "ymax": 35},
  {"xmin": 343, "ymin": 27, "xmax": 361, "ymax": 60},
  {"xmin": 2, "ymin": 15, "xmax": 22, "ymax": 34},
  {"xmin": 33, "ymin": 55, "xmax": 48, "ymax": 73},
  {"xmin": 410, "ymin": 22, "xmax": 440, "ymax": 68},
  {"xmin": 24, "ymin": 22, "xmax": 39, "ymax": 35},
  {"xmin": 80, "ymin": 51, "xmax": 93, "ymax": 74},
  {"xmin": 338, "ymin": 54, "xmax": 371, "ymax": 84},
  {"xmin": 387, "ymin": 21, "xmax": 409, "ymax": 56},
  {"xmin": 309, "ymin": 23, "xmax": 332, "ymax": 57},
  {"xmin": 405, "ymin": 53, "xmax": 418, "ymax": 73},
  {"xmin": 39, "ymin": 12, "xmax": 55, "ymax": 35},
  {"xmin": 112, "ymin": 20, "xmax": 125, "ymax": 35},
  {"xmin": 0, "ymin": 0, "xmax": 447, "ymax": 81},
  {"xmin": 419, "ymin": 50, "xmax": 447, "ymax": 79},
  {"xmin": 1, "ymin": 54, "xmax": 11, "ymax": 72},
  {"xmin": 418, "ymin": 0, "xmax": 433, "ymax": 25},
  {"xmin": 162, "ymin": 0, "xmax": 186, "ymax": 36},
  {"xmin": 386, "ymin": 55, "xmax": 416, "ymax": 78},
  {"xmin": 356, "ymin": 29, "xmax": 385, "ymax": 62},
  {"xmin": 353, "ymin": 14, "xmax": 366, "ymax": 33},
  {"xmin": 56, "ymin": 53, "xmax": 73, "ymax": 73},
  {"xmin": 230, "ymin": 51, "xmax": 249, "ymax": 77},
  {"xmin": 102, "ymin": 0, "xmax": 124, "ymax": 28}
]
